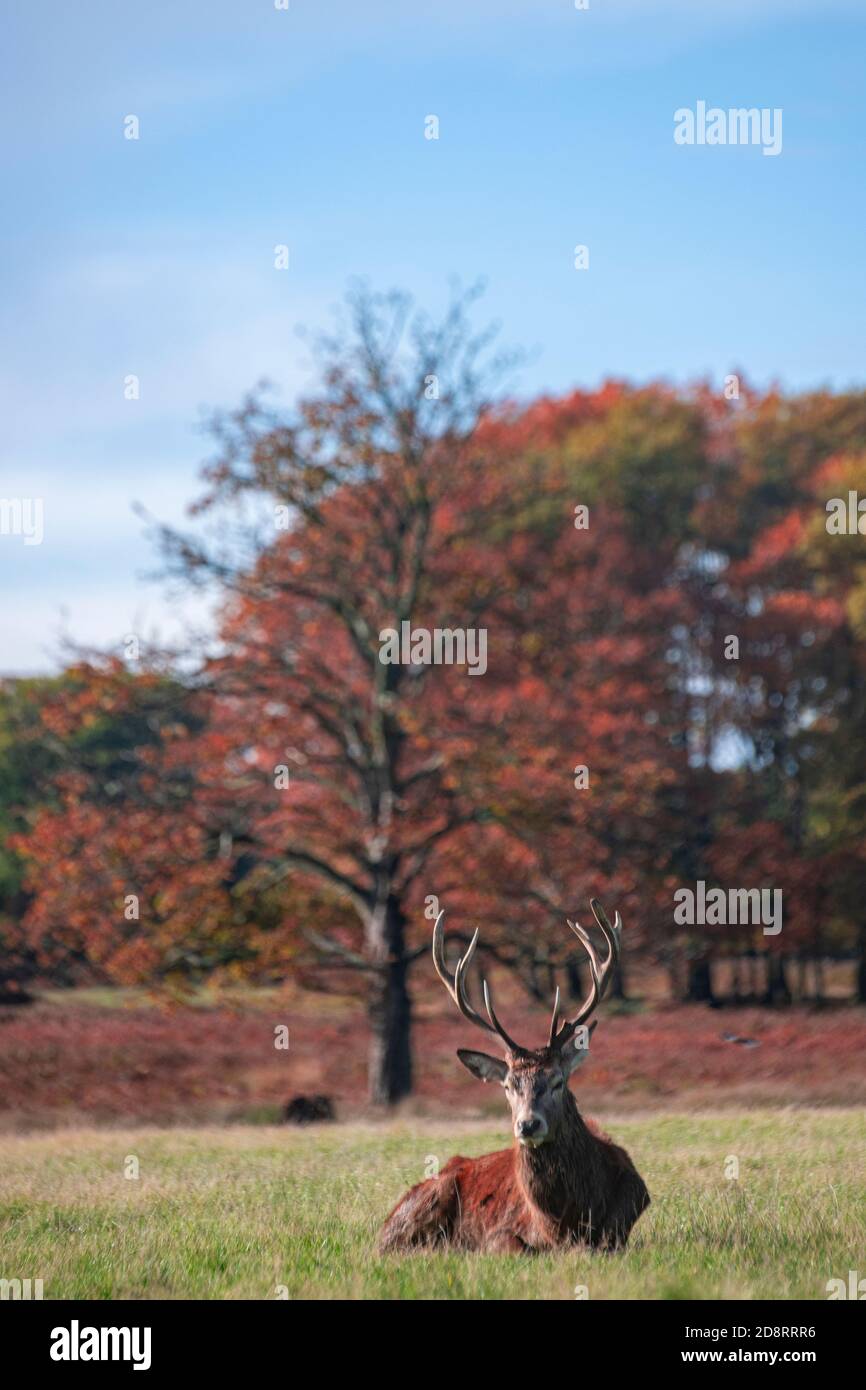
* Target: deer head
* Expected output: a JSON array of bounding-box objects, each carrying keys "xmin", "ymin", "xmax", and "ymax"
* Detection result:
[{"xmin": 432, "ymin": 901, "xmax": 621, "ymax": 1148}]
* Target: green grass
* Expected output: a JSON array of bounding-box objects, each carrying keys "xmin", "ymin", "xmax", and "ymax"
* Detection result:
[{"xmin": 0, "ymin": 1110, "xmax": 863, "ymax": 1299}]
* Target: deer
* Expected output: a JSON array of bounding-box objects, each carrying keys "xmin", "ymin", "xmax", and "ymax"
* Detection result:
[{"xmin": 379, "ymin": 901, "xmax": 649, "ymax": 1254}]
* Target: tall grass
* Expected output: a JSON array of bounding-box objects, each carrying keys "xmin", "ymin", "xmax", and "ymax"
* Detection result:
[{"xmin": 0, "ymin": 1109, "xmax": 862, "ymax": 1299}]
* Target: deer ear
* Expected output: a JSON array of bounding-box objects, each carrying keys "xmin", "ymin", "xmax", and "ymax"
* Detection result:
[
  {"xmin": 457, "ymin": 1048, "xmax": 509, "ymax": 1084},
  {"xmin": 562, "ymin": 1020, "xmax": 597, "ymax": 1077}
]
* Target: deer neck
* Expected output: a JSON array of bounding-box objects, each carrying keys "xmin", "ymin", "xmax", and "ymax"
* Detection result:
[{"xmin": 515, "ymin": 1092, "xmax": 603, "ymax": 1221}]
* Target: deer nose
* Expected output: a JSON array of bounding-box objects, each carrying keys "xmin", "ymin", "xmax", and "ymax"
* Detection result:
[{"xmin": 517, "ymin": 1118, "xmax": 541, "ymax": 1137}]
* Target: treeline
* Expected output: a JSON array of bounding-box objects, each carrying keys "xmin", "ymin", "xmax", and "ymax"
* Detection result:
[{"xmin": 2, "ymin": 290, "xmax": 865, "ymax": 1099}]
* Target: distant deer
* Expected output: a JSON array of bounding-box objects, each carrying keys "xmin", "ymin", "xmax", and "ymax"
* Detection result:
[{"xmin": 380, "ymin": 901, "xmax": 649, "ymax": 1253}]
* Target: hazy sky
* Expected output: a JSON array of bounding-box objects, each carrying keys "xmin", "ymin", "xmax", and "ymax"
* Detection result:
[{"xmin": 2, "ymin": 0, "xmax": 864, "ymax": 672}]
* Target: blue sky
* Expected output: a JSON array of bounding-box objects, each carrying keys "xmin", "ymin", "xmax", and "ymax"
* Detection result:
[{"xmin": 2, "ymin": 0, "xmax": 864, "ymax": 672}]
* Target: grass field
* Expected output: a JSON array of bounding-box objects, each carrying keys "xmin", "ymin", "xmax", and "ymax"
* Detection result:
[{"xmin": 1, "ymin": 1108, "xmax": 863, "ymax": 1300}]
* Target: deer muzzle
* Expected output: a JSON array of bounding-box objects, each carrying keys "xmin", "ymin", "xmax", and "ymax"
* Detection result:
[{"xmin": 515, "ymin": 1114, "xmax": 549, "ymax": 1147}]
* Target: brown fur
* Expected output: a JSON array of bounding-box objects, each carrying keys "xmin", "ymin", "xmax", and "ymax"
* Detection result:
[
  {"xmin": 382, "ymin": 902, "xmax": 650, "ymax": 1253},
  {"xmin": 379, "ymin": 1077, "xmax": 649, "ymax": 1254}
]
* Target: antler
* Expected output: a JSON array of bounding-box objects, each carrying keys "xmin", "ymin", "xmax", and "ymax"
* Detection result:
[
  {"xmin": 432, "ymin": 912, "xmax": 527, "ymax": 1056},
  {"xmin": 549, "ymin": 899, "xmax": 622, "ymax": 1050}
]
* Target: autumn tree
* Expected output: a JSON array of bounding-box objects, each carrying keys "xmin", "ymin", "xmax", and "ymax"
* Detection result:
[
  {"xmin": 139, "ymin": 287, "xmax": 533, "ymax": 1102},
  {"xmin": 10, "ymin": 662, "xmax": 236, "ymax": 985},
  {"xmin": 685, "ymin": 391, "xmax": 866, "ymax": 999},
  {"xmin": 143, "ymin": 294, "xmax": 693, "ymax": 1098},
  {"xmin": 14, "ymin": 312, "xmax": 866, "ymax": 1104}
]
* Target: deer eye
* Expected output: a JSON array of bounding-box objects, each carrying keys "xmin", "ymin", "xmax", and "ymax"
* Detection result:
[{"xmin": 551, "ymin": 1078, "xmax": 563, "ymax": 1091}]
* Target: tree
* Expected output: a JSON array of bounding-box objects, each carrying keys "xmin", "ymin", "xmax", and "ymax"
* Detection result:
[
  {"xmin": 10, "ymin": 662, "xmax": 231, "ymax": 985},
  {"xmin": 133, "ymin": 291, "xmax": 688, "ymax": 1097},
  {"xmin": 15, "ymin": 318, "xmax": 866, "ymax": 1099},
  {"xmin": 688, "ymin": 392, "xmax": 866, "ymax": 999},
  {"xmin": 137, "ymin": 286, "xmax": 531, "ymax": 1102}
]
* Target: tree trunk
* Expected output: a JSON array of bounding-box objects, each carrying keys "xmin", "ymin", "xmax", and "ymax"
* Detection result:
[
  {"xmin": 763, "ymin": 952, "xmax": 791, "ymax": 1006},
  {"xmin": 667, "ymin": 959, "xmax": 681, "ymax": 1002},
  {"xmin": 813, "ymin": 956, "xmax": 825, "ymax": 1004},
  {"xmin": 795, "ymin": 952, "xmax": 807, "ymax": 1003},
  {"xmin": 857, "ymin": 926, "xmax": 866, "ymax": 1003},
  {"xmin": 366, "ymin": 894, "xmax": 412, "ymax": 1105},
  {"xmin": 529, "ymin": 955, "xmax": 553, "ymax": 1002},
  {"xmin": 566, "ymin": 954, "xmax": 586, "ymax": 1001},
  {"xmin": 683, "ymin": 954, "xmax": 715, "ymax": 1005}
]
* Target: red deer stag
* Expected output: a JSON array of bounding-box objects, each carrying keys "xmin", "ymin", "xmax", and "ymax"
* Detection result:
[{"xmin": 380, "ymin": 901, "xmax": 649, "ymax": 1253}]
